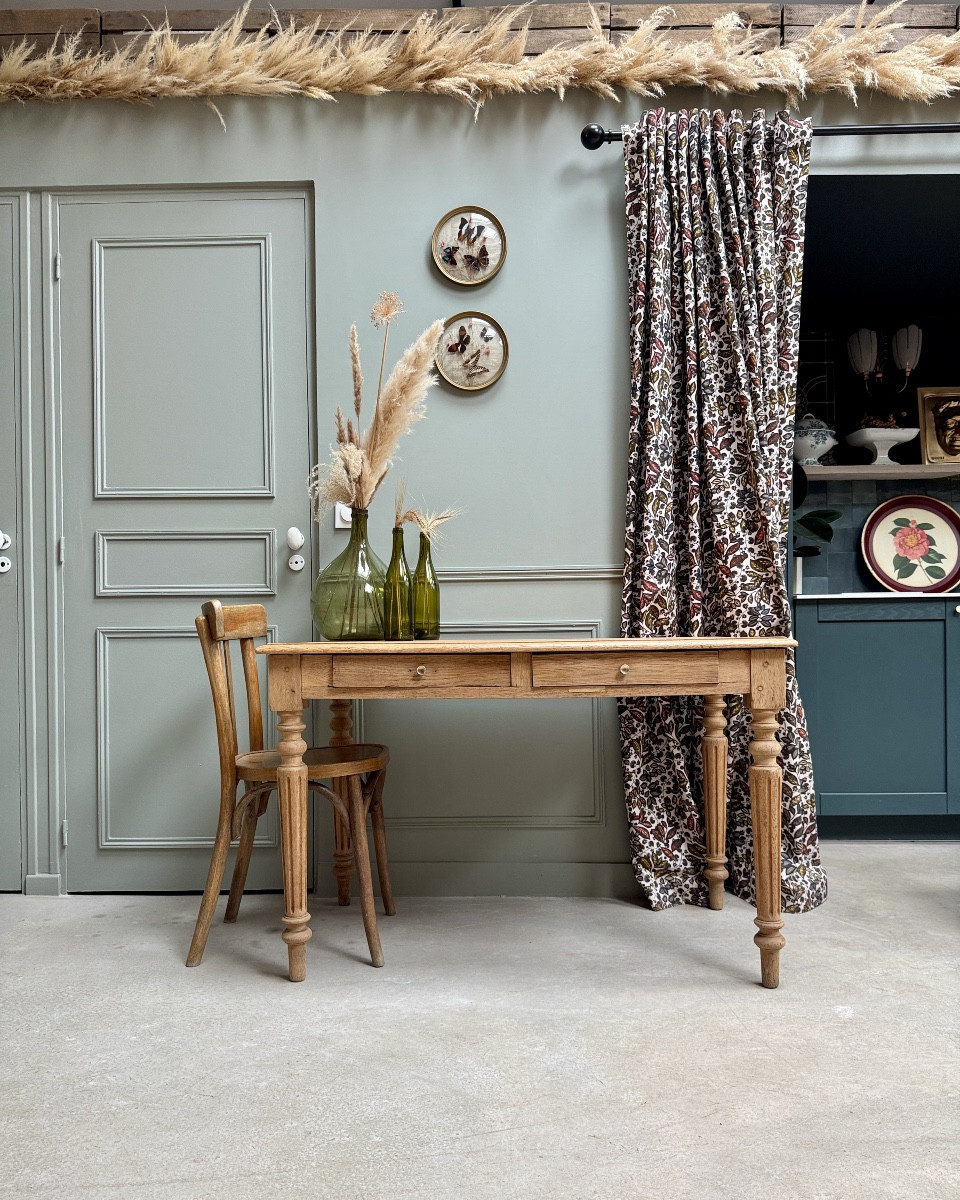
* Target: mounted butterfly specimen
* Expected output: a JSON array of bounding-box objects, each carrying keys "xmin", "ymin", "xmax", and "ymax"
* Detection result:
[
  {"xmin": 478, "ymin": 324, "xmax": 494, "ymax": 342},
  {"xmin": 432, "ymin": 207, "xmax": 506, "ymax": 286},
  {"xmin": 447, "ymin": 326, "xmax": 470, "ymax": 355},
  {"xmin": 463, "ymin": 244, "xmax": 489, "ymax": 275}
]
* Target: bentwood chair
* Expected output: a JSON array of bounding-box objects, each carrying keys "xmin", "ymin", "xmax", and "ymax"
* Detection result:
[{"xmin": 186, "ymin": 600, "xmax": 395, "ymax": 969}]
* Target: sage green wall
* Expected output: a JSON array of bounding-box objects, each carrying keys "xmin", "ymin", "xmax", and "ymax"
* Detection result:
[{"xmin": 6, "ymin": 88, "xmax": 960, "ymax": 893}]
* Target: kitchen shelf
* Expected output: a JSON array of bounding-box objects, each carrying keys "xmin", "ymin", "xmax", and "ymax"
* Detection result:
[{"xmin": 801, "ymin": 464, "xmax": 960, "ymax": 480}]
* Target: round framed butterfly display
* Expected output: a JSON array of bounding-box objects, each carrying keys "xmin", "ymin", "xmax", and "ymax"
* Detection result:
[
  {"xmin": 431, "ymin": 206, "xmax": 505, "ymax": 286},
  {"xmin": 435, "ymin": 312, "xmax": 508, "ymax": 392}
]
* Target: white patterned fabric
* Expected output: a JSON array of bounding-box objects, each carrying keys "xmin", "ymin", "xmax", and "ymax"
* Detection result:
[{"xmin": 619, "ymin": 108, "xmax": 827, "ymax": 913}]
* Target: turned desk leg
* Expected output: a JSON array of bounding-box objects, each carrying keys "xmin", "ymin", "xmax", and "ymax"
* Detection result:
[
  {"xmin": 277, "ymin": 708, "xmax": 312, "ymax": 982},
  {"xmin": 329, "ymin": 699, "xmax": 355, "ymax": 906},
  {"xmin": 702, "ymin": 695, "xmax": 729, "ymax": 910},
  {"xmin": 748, "ymin": 705, "xmax": 785, "ymax": 990}
]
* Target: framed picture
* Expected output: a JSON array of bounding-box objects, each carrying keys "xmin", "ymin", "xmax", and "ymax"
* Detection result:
[
  {"xmin": 918, "ymin": 387, "xmax": 960, "ymax": 464},
  {"xmin": 435, "ymin": 312, "xmax": 508, "ymax": 391},
  {"xmin": 860, "ymin": 495, "xmax": 960, "ymax": 593},
  {"xmin": 431, "ymin": 207, "xmax": 506, "ymax": 286}
]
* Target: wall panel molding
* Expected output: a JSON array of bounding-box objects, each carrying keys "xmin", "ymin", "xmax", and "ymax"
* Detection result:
[
  {"xmin": 95, "ymin": 529, "xmax": 277, "ymax": 597},
  {"xmin": 96, "ymin": 626, "xmax": 280, "ymax": 849},
  {"xmin": 92, "ymin": 233, "xmax": 275, "ymax": 499},
  {"xmin": 382, "ymin": 618, "xmax": 608, "ymax": 830},
  {"xmin": 437, "ymin": 565, "xmax": 621, "ymax": 583}
]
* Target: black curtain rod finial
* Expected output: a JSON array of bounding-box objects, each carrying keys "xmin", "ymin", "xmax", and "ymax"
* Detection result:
[{"xmin": 581, "ymin": 123, "xmax": 620, "ymax": 149}]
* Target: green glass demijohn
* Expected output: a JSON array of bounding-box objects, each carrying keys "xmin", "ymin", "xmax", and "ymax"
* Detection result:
[
  {"xmin": 310, "ymin": 507, "xmax": 386, "ymax": 641},
  {"xmin": 383, "ymin": 525, "xmax": 413, "ymax": 640},
  {"xmin": 411, "ymin": 531, "xmax": 440, "ymax": 640}
]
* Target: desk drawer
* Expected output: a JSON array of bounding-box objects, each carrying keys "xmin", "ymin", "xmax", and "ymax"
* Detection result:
[
  {"xmin": 331, "ymin": 653, "xmax": 512, "ymax": 689},
  {"xmin": 531, "ymin": 650, "xmax": 720, "ymax": 688}
]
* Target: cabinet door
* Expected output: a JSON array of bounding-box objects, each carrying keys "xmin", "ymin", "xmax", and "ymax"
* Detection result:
[{"xmin": 795, "ymin": 599, "xmax": 953, "ymax": 815}]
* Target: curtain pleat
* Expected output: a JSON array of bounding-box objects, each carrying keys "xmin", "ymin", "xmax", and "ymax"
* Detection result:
[{"xmin": 619, "ymin": 108, "xmax": 827, "ymax": 913}]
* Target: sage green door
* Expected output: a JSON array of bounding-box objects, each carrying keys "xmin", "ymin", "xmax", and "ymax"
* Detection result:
[
  {"xmin": 54, "ymin": 188, "xmax": 315, "ymax": 892},
  {"xmin": 0, "ymin": 196, "xmax": 23, "ymax": 890}
]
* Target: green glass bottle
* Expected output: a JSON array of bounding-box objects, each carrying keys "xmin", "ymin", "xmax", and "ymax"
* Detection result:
[
  {"xmin": 383, "ymin": 525, "xmax": 413, "ymax": 640},
  {"xmin": 411, "ymin": 531, "xmax": 440, "ymax": 640},
  {"xmin": 310, "ymin": 507, "xmax": 386, "ymax": 641}
]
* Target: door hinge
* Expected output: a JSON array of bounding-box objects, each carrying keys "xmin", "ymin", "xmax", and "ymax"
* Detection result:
[
  {"xmin": 53, "ymin": 253, "xmax": 62, "ymax": 281},
  {"xmin": 57, "ymin": 536, "xmax": 65, "ymax": 565},
  {"xmin": 60, "ymin": 820, "xmax": 68, "ymax": 848}
]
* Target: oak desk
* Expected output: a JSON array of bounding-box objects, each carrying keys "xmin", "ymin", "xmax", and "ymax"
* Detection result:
[{"xmin": 259, "ymin": 636, "xmax": 794, "ymax": 988}]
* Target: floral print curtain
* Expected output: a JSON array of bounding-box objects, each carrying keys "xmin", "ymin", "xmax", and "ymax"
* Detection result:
[{"xmin": 619, "ymin": 108, "xmax": 827, "ymax": 913}]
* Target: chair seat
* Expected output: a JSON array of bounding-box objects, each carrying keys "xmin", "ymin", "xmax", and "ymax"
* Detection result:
[{"xmin": 236, "ymin": 742, "xmax": 389, "ymax": 784}]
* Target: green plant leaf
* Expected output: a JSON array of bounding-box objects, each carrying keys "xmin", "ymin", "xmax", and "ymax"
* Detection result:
[
  {"xmin": 803, "ymin": 509, "xmax": 843, "ymax": 522},
  {"xmin": 893, "ymin": 517, "xmax": 912, "ymax": 526},
  {"xmin": 896, "ymin": 563, "xmax": 918, "ymax": 578},
  {"xmin": 892, "ymin": 554, "xmax": 910, "ymax": 569},
  {"xmin": 927, "ymin": 535, "xmax": 937, "ymax": 546},
  {"xmin": 916, "ymin": 523, "xmax": 935, "ymax": 530},
  {"xmin": 795, "ymin": 516, "xmax": 836, "ymax": 543},
  {"xmin": 923, "ymin": 550, "xmax": 946, "ymax": 563},
  {"xmin": 927, "ymin": 566, "xmax": 946, "ymax": 579}
]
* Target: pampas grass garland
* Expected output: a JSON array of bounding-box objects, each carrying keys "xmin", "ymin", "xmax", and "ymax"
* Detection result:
[{"xmin": 5, "ymin": 3, "xmax": 960, "ymax": 107}]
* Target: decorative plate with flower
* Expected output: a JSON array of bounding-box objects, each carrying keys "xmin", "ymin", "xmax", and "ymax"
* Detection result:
[{"xmin": 861, "ymin": 495, "xmax": 960, "ymax": 592}]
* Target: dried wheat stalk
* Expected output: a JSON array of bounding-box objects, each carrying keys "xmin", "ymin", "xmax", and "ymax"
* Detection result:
[{"xmin": 5, "ymin": 3, "xmax": 960, "ymax": 106}]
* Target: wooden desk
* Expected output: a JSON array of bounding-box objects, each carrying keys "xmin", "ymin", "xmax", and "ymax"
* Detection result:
[{"xmin": 259, "ymin": 637, "xmax": 794, "ymax": 988}]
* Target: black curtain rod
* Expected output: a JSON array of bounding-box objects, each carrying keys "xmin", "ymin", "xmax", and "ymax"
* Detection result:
[{"xmin": 580, "ymin": 121, "xmax": 960, "ymax": 148}]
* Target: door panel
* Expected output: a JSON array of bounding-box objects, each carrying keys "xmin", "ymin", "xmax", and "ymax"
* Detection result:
[
  {"xmin": 55, "ymin": 189, "xmax": 314, "ymax": 891},
  {"xmin": 0, "ymin": 196, "xmax": 23, "ymax": 889}
]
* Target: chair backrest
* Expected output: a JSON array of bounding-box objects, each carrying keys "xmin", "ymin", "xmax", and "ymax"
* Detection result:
[{"xmin": 196, "ymin": 601, "xmax": 269, "ymax": 770}]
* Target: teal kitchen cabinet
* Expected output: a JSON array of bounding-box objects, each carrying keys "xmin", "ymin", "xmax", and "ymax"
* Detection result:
[{"xmin": 794, "ymin": 597, "xmax": 960, "ymax": 815}]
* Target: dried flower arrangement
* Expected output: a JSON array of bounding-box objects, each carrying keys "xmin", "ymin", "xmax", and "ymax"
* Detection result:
[
  {"xmin": 7, "ymin": 4, "xmax": 960, "ymax": 108},
  {"xmin": 308, "ymin": 294, "xmax": 444, "ymax": 519}
]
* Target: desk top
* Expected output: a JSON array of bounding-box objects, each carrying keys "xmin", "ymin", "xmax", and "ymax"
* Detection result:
[{"xmin": 259, "ymin": 636, "xmax": 797, "ymax": 655}]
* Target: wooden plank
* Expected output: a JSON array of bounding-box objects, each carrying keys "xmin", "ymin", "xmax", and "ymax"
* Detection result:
[
  {"xmin": 278, "ymin": 8, "xmax": 440, "ymax": 32},
  {"xmin": 611, "ymin": 4, "xmax": 780, "ymax": 29},
  {"xmin": 0, "ymin": 9, "xmax": 98, "ymax": 35},
  {"xmin": 102, "ymin": 9, "xmax": 278, "ymax": 33},
  {"xmin": 784, "ymin": 4, "xmax": 958, "ymax": 29},
  {"xmin": 785, "ymin": 25, "xmax": 959, "ymax": 48},
  {"xmin": 441, "ymin": 4, "xmax": 609, "ymax": 31},
  {"xmin": 524, "ymin": 28, "xmax": 598, "ymax": 53},
  {"xmin": 613, "ymin": 26, "xmax": 780, "ymax": 48},
  {"xmin": 0, "ymin": 32, "xmax": 100, "ymax": 54}
]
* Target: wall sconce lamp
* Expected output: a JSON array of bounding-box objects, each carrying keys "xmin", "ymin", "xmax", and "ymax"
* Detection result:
[{"xmin": 847, "ymin": 325, "xmax": 922, "ymax": 392}]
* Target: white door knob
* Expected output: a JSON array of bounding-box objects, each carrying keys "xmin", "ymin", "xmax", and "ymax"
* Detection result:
[
  {"xmin": 0, "ymin": 530, "xmax": 10, "ymax": 551},
  {"xmin": 288, "ymin": 554, "xmax": 305, "ymax": 572},
  {"xmin": 286, "ymin": 527, "xmax": 305, "ymax": 551},
  {"xmin": 0, "ymin": 557, "xmax": 10, "ymax": 574}
]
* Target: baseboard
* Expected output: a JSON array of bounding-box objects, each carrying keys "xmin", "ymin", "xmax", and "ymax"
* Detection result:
[
  {"xmin": 315, "ymin": 861, "xmax": 643, "ymax": 899},
  {"xmin": 24, "ymin": 873, "xmax": 63, "ymax": 896}
]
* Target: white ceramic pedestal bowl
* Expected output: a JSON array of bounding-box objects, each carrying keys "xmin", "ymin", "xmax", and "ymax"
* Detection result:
[{"xmin": 845, "ymin": 426, "xmax": 919, "ymax": 467}]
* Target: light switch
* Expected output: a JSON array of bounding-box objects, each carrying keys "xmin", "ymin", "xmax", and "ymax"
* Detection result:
[{"xmin": 334, "ymin": 503, "xmax": 353, "ymax": 530}]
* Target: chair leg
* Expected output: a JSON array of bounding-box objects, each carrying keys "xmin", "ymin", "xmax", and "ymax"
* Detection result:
[
  {"xmin": 369, "ymin": 770, "xmax": 396, "ymax": 917},
  {"xmin": 186, "ymin": 809, "xmax": 234, "ymax": 967},
  {"xmin": 224, "ymin": 793, "xmax": 264, "ymax": 923},
  {"xmin": 347, "ymin": 774, "xmax": 384, "ymax": 968}
]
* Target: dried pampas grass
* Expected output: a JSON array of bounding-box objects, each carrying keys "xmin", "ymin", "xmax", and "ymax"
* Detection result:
[
  {"xmin": 309, "ymin": 297, "xmax": 442, "ymax": 519},
  {"xmin": 6, "ymin": 3, "xmax": 960, "ymax": 107},
  {"xmin": 406, "ymin": 507, "xmax": 461, "ymax": 541}
]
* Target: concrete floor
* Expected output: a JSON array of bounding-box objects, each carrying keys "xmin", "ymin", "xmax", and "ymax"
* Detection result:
[{"xmin": 1, "ymin": 840, "xmax": 958, "ymax": 1200}]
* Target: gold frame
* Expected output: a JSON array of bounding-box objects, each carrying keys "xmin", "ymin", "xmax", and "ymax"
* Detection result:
[
  {"xmin": 435, "ymin": 312, "xmax": 508, "ymax": 392},
  {"xmin": 431, "ymin": 206, "xmax": 506, "ymax": 286},
  {"xmin": 918, "ymin": 387, "xmax": 960, "ymax": 465}
]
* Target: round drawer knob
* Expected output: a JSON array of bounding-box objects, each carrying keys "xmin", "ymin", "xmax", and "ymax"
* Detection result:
[
  {"xmin": 416, "ymin": 664, "xmax": 427, "ymax": 677},
  {"xmin": 619, "ymin": 664, "xmax": 630, "ymax": 676}
]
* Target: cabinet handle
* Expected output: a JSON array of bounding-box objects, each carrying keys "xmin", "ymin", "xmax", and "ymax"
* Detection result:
[
  {"xmin": 955, "ymin": 605, "xmax": 960, "ymax": 615},
  {"xmin": 619, "ymin": 663, "xmax": 630, "ymax": 676},
  {"xmin": 415, "ymin": 664, "xmax": 427, "ymax": 676}
]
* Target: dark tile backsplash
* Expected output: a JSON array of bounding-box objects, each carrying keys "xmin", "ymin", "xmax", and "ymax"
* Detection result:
[{"xmin": 796, "ymin": 477, "xmax": 960, "ymax": 594}]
